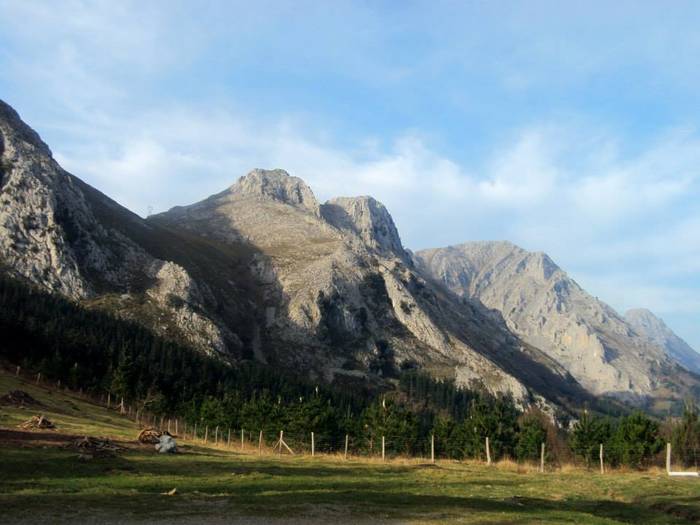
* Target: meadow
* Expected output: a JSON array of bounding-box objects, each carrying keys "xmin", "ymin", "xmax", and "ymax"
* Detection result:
[{"xmin": 1, "ymin": 371, "xmax": 699, "ymax": 525}]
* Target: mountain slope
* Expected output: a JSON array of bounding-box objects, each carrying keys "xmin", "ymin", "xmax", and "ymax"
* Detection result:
[
  {"xmin": 415, "ymin": 241, "xmax": 700, "ymax": 405},
  {"xmin": 625, "ymin": 309, "xmax": 700, "ymax": 375}
]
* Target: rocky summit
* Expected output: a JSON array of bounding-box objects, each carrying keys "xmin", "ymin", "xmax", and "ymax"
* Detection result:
[{"xmin": 1, "ymin": 99, "xmax": 698, "ymax": 413}]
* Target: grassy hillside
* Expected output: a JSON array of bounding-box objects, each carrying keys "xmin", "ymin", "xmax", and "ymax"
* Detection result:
[{"xmin": 1, "ymin": 370, "xmax": 700, "ymax": 524}]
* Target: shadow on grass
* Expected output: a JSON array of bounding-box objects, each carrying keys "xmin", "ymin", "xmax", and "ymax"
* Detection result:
[
  {"xmin": 1, "ymin": 448, "xmax": 698, "ymax": 524},
  {"xmin": 0, "ymin": 490, "xmax": 697, "ymax": 524}
]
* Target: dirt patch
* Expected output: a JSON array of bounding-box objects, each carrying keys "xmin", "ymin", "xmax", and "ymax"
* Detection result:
[
  {"xmin": 70, "ymin": 436, "xmax": 125, "ymax": 459},
  {"xmin": 1, "ymin": 390, "xmax": 43, "ymax": 408},
  {"xmin": 649, "ymin": 501, "xmax": 700, "ymax": 522},
  {"xmin": 0, "ymin": 428, "xmax": 81, "ymax": 448}
]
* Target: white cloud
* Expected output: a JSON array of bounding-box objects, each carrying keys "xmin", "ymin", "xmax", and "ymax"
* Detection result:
[{"xmin": 3, "ymin": 0, "xmax": 699, "ymax": 348}]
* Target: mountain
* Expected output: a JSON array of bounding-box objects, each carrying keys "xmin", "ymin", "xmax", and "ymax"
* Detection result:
[
  {"xmin": 0, "ymin": 99, "xmax": 258, "ymax": 357},
  {"xmin": 151, "ymin": 170, "xmax": 590, "ymax": 407},
  {"xmin": 625, "ymin": 309, "xmax": 700, "ymax": 375},
  {"xmin": 415, "ymin": 241, "xmax": 700, "ymax": 405},
  {"xmin": 0, "ymin": 100, "xmax": 595, "ymax": 412}
]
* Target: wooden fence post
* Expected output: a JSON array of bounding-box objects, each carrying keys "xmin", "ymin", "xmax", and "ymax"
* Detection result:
[
  {"xmin": 241, "ymin": 429, "xmax": 245, "ymax": 450},
  {"xmin": 599, "ymin": 443, "xmax": 605, "ymax": 474},
  {"xmin": 215, "ymin": 426, "xmax": 219, "ymax": 444},
  {"xmin": 175, "ymin": 419, "xmax": 178, "ymax": 436},
  {"xmin": 431, "ymin": 434, "xmax": 435, "ymax": 464},
  {"xmin": 344, "ymin": 434, "xmax": 349, "ymax": 460},
  {"xmin": 485, "ymin": 437, "xmax": 492, "ymax": 466},
  {"xmin": 666, "ymin": 442, "xmax": 672, "ymax": 474},
  {"xmin": 258, "ymin": 430, "xmax": 263, "ymax": 455},
  {"xmin": 311, "ymin": 432, "xmax": 315, "ymax": 457},
  {"xmin": 382, "ymin": 436, "xmax": 386, "ymax": 462},
  {"xmin": 540, "ymin": 442, "xmax": 546, "ymax": 473},
  {"xmin": 204, "ymin": 426, "xmax": 208, "ymax": 443}
]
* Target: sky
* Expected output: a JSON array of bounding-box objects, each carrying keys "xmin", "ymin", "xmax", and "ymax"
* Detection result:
[{"xmin": 0, "ymin": 1, "xmax": 699, "ymax": 350}]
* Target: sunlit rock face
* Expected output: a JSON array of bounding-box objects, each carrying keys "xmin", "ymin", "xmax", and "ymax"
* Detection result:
[{"xmin": 416, "ymin": 241, "xmax": 698, "ymax": 401}]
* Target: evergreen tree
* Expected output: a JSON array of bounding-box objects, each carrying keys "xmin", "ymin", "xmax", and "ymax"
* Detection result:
[
  {"xmin": 516, "ymin": 409, "xmax": 548, "ymax": 461},
  {"xmin": 671, "ymin": 400, "xmax": 700, "ymax": 467},
  {"xmin": 609, "ymin": 411, "xmax": 663, "ymax": 468}
]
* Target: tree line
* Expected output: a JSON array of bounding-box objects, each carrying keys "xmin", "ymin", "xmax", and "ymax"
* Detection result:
[{"xmin": 1, "ymin": 273, "xmax": 698, "ymax": 468}]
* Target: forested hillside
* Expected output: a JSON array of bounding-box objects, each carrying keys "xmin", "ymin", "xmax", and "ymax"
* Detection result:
[{"xmin": 3, "ymin": 272, "xmax": 693, "ymax": 467}]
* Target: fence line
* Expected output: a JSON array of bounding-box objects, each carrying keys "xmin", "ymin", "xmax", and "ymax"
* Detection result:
[{"xmin": 5, "ymin": 364, "xmax": 698, "ymax": 475}]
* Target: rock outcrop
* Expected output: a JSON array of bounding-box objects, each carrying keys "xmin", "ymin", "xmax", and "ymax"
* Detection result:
[{"xmin": 321, "ymin": 196, "xmax": 408, "ymax": 259}]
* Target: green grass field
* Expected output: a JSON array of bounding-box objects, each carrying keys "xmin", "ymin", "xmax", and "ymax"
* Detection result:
[{"xmin": 1, "ymin": 371, "xmax": 699, "ymax": 524}]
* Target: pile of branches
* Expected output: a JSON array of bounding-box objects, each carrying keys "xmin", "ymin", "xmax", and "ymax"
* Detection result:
[
  {"xmin": 18, "ymin": 415, "xmax": 55, "ymax": 430},
  {"xmin": 138, "ymin": 427, "xmax": 167, "ymax": 444},
  {"xmin": 71, "ymin": 436, "xmax": 123, "ymax": 458},
  {"xmin": 1, "ymin": 390, "xmax": 43, "ymax": 408}
]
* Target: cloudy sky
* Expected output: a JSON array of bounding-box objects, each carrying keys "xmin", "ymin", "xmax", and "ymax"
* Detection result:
[{"xmin": 1, "ymin": 1, "xmax": 699, "ymax": 349}]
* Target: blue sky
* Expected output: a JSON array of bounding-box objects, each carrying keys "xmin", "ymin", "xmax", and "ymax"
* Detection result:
[{"xmin": 1, "ymin": 1, "xmax": 699, "ymax": 350}]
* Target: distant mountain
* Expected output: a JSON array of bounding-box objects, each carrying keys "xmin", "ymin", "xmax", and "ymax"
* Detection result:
[
  {"xmin": 415, "ymin": 241, "xmax": 700, "ymax": 405},
  {"xmin": 0, "ymin": 100, "xmax": 594, "ymax": 412},
  {"xmin": 625, "ymin": 309, "xmax": 700, "ymax": 375}
]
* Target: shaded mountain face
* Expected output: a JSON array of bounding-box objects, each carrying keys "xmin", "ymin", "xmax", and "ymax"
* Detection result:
[
  {"xmin": 0, "ymin": 100, "xmax": 604, "ymax": 411},
  {"xmin": 415, "ymin": 241, "xmax": 700, "ymax": 404},
  {"xmin": 625, "ymin": 309, "xmax": 700, "ymax": 375}
]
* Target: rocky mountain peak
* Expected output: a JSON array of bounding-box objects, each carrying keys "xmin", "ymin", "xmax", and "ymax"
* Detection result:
[
  {"xmin": 0, "ymin": 100, "xmax": 52, "ymax": 158},
  {"xmin": 625, "ymin": 308, "xmax": 700, "ymax": 374},
  {"xmin": 321, "ymin": 195, "xmax": 406, "ymax": 259},
  {"xmin": 228, "ymin": 168, "xmax": 320, "ymax": 215},
  {"xmin": 625, "ymin": 308, "xmax": 661, "ymax": 328}
]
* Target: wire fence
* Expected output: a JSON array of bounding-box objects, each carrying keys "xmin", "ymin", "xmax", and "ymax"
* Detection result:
[{"xmin": 5, "ymin": 364, "xmax": 700, "ymax": 475}]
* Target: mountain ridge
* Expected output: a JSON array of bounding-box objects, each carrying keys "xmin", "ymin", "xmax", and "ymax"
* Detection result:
[
  {"xmin": 625, "ymin": 308, "xmax": 700, "ymax": 375},
  {"xmin": 1, "ymin": 99, "xmax": 695, "ymax": 413},
  {"xmin": 415, "ymin": 241, "xmax": 699, "ymax": 406}
]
